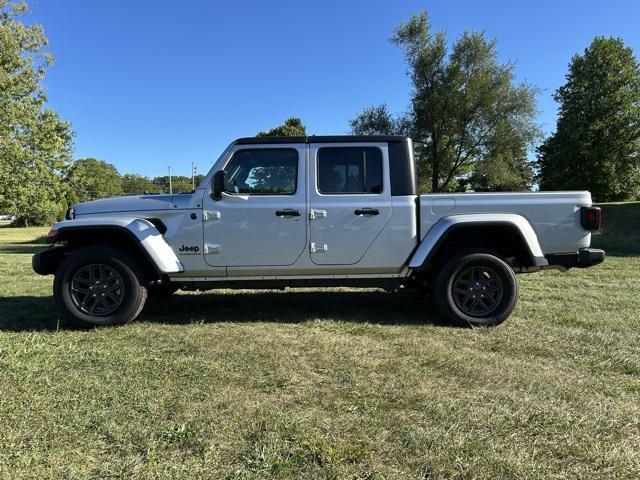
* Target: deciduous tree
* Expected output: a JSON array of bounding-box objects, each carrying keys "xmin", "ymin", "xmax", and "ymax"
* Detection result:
[
  {"xmin": 0, "ymin": 1, "xmax": 74, "ymax": 225},
  {"xmin": 257, "ymin": 117, "xmax": 306, "ymax": 137},
  {"xmin": 121, "ymin": 173, "xmax": 157, "ymax": 195},
  {"xmin": 350, "ymin": 12, "xmax": 540, "ymax": 193},
  {"xmin": 151, "ymin": 175, "xmax": 193, "ymax": 194},
  {"xmin": 537, "ymin": 37, "xmax": 640, "ymax": 201},
  {"xmin": 67, "ymin": 158, "xmax": 122, "ymax": 201}
]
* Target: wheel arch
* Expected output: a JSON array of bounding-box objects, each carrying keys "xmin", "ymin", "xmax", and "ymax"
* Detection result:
[
  {"xmin": 409, "ymin": 214, "xmax": 547, "ymax": 272},
  {"xmin": 47, "ymin": 218, "xmax": 183, "ymax": 279}
]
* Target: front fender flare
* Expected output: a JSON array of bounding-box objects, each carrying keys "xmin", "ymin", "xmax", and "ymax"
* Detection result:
[
  {"xmin": 50, "ymin": 217, "xmax": 184, "ymax": 274},
  {"xmin": 408, "ymin": 214, "xmax": 547, "ymax": 269}
]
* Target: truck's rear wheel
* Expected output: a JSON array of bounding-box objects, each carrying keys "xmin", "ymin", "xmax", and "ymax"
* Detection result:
[
  {"xmin": 432, "ymin": 251, "xmax": 518, "ymax": 328},
  {"xmin": 53, "ymin": 246, "xmax": 148, "ymax": 327}
]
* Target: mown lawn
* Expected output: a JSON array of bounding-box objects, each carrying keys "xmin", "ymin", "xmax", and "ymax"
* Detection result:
[{"xmin": 0, "ymin": 206, "xmax": 638, "ymax": 479}]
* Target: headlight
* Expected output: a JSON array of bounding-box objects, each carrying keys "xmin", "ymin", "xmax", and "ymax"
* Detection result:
[{"xmin": 65, "ymin": 207, "xmax": 76, "ymax": 220}]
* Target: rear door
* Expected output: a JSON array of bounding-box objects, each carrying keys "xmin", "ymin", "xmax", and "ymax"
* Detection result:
[{"xmin": 308, "ymin": 143, "xmax": 392, "ymax": 265}]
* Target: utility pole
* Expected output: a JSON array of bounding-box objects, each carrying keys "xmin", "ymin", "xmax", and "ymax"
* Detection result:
[
  {"xmin": 191, "ymin": 162, "xmax": 196, "ymax": 190},
  {"xmin": 168, "ymin": 166, "xmax": 172, "ymax": 194}
]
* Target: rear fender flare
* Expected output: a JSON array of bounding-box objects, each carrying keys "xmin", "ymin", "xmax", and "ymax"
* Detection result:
[{"xmin": 408, "ymin": 214, "xmax": 547, "ymax": 270}]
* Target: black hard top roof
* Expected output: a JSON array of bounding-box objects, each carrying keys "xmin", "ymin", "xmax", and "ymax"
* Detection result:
[{"xmin": 235, "ymin": 135, "xmax": 409, "ymax": 145}]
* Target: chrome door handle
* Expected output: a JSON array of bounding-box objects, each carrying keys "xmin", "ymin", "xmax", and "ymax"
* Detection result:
[
  {"xmin": 310, "ymin": 242, "xmax": 328, "ymax": 253},
  {"xmin": 202, "ymin": 210, "xmax": 221, "ymax": 221},
  {"xmin": 275, "ymin": 209, "xmax": 301, "ymax": 217},
  {"xmin": 204, "ymin": 243, "xmax": 221, "ymax": 255},
  {"xmin": 309, "ymin": 209, "xmax": 327, "ymax": 220},
  {"xmin": 354, "ymin": 208, "xmax": 379, "ymax": 216}
]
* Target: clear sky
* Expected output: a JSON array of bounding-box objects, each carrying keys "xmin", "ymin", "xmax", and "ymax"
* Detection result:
[{"xmin": 26, "ymin": 0, "xmax": 640, "ymax": 177}]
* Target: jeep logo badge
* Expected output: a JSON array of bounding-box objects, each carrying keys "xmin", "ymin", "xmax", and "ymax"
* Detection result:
[{"xmin": 178, "ymin": 245, "xmax": 200, "ymax": 254}]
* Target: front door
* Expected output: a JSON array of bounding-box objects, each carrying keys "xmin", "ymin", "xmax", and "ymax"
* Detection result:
[
  {"xmin": 202, "ymin": 144, "xmax": 307, "ymax": 267},
  {"xmin": 308, "ymin": 143, "xmax": 392, "ymax": 265}
]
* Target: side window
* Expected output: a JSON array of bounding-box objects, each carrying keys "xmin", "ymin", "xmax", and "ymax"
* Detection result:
[
  {"xmin": 224, "ymin": 148, "xmax": 298, "ymax": 195},
  {"xmin": 317, "ymin": 147, "xmax": 383, "ymax": 194}
]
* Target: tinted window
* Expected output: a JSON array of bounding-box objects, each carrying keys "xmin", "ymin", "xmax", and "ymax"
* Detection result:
[
  {"xmin": 317, "ymin": 147, "xmax": 383, "ymax": 194},
  {"xmin": 225, "ymin": 149, "xmax": 298, "ymax": 195}
]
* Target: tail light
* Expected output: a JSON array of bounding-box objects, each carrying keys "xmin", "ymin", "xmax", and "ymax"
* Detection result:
[{"xmin": 580, "ymin": 206, "xmax": 602, "ymax": 231}]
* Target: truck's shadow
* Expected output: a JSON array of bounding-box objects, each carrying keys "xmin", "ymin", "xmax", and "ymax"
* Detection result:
[
  {"xmin": 144, "ymin": 290, "xmax": 461, "ymax": 327},
  {"xmin": 0, "ymin": 290, "xmax": 462, "ymax": 332}
]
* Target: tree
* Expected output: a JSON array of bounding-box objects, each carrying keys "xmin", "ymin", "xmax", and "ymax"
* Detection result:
[
  {"xmin": 350, "ymin": 12, "xmax": 540, "ymax": 192},
  {"xmin": 67, "ymin": 158, "xmax": 122, "ymax": 202},
  {"xmin": 0, "ymin": 1, "xmax": 74, "ymax": 226},
  {"xmin": 151, "ymin": 175, "xmax": 193, "ymax": 193},
  {"xmin": 170, "ymin": 176, "xmax": 194, "ymax": 193},
  {"xmin": 537, "ymin": 37, "xmax": 640, "ymax": 201},
  {"xmin": 460, "ymin": 122, "xmax": 534, "ymax": 192},
  {"xmin": 349, "ymin": 104, "xmax": 409, "ymax": 136},
  {"xmin": 194, "ymin": 174, "xmax": 204, "ymax": 188},
  {"xmin": 256, "ymin": 117, "xmax": 306, "ymax": 137},
  {"xmin": 121, "ymin": 173, "xmax": 157, "ymax": 195}
]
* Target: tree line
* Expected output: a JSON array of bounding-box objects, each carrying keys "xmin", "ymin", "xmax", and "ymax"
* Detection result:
[
  {"xmin": 67, "ymin": 158, "xmax": 204, "ymax": 203},
  {"xmin": 1, "ymin": 2, "xmax": 639, "ymax": 226}
]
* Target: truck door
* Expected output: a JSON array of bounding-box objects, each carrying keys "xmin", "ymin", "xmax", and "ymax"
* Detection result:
[
  {"xmin": 202, "ymin": 144, "xmax": 307, "ymax": 267},
  {"xmin": 308, "ymin": 143, "xmax": 392, "ymax": 265}
]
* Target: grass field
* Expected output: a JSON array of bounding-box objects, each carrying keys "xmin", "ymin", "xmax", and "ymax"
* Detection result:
[{"xmin": 0, "ymin": 205, "xmax": 638, "ymax": 479}]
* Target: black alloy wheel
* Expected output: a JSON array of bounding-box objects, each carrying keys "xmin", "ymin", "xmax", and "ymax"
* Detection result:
[
  {"xmin": 451, "ymin": 266, "xmax": 504, "ymax": 317},
  {"xmin": 53, "ymin": 245, "xmax": 148, "ymax": 327},
  {"xmin": 70, "ymin": 264, "xmax": 125, "ymax": 316},
  {"xmin": 432, "ymin": 251, "xmax": 518, "ymax": 328}
]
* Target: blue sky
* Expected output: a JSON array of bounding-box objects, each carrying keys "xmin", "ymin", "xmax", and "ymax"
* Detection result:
[{"xmin": 27, "ymin": 0, "xmax": 640, "ymax": 177}]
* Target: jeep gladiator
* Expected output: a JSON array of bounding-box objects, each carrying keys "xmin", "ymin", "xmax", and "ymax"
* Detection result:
[{"xmin": 33, "ymin": 136, "xmax": 605, "ymax": 327}]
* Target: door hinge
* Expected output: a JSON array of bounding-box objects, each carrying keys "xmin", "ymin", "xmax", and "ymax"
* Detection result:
[
  {"xmin": 204, "ymin": 243, "xmax": 221, "ymax": 255},
  {"xmin": 310, "ymin": 242, "xmax": 328, "ymax": 253},
  {"xmin": 309, "ymin": 209, "xmax": 327, "ymax": 221},
  {"xmin": 203, "ymin": 210, "xmax": 221, "ymax": 221}
]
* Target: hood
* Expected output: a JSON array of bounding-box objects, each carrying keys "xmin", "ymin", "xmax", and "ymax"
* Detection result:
[{"xmin": 73, "ymin": 194, "xmax": 175, "ymax": 215}]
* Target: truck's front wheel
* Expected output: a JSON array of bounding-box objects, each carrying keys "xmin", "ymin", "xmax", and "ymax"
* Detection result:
[
  {"xmin": 53, "ymin": 246, "xmax": 148, "ymax": 327},
  {"xmin": 433, "ymin": 251, "xmax": 518, "ymax": 328}
]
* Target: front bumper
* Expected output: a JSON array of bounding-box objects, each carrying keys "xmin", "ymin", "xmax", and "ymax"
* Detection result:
[
  {"xmin": 545, "ymin": 247, "xmax": 605, "ymax": 269},
  {"xmin": 32, "ymin": 246, "xmax": 66, "ymax": 275}
]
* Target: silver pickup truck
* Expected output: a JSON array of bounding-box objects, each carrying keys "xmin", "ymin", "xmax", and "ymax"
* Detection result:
[{"xmin": 33, "ymin": 135, "xmax": 604, "ymax": 328}]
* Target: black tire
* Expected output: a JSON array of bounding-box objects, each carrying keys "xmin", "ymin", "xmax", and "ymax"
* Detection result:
[
  {"xmin": 53, "ymin": 245, "xmax": 148, "ymax": 327},
  {"xmin": 432, "ymin": 251, "xmax": 518, "ymax": 328}
]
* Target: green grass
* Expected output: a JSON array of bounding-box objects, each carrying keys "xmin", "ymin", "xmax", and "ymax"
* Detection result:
[
  {"xmin": 0, "ymin": 206, "xmax": 639, "ymax": 479},
  {"xmin": 592, "ymin": 202, "xmax": 640, "ymax": 255}
]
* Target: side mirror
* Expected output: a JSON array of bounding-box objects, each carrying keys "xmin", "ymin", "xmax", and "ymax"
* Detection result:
[{"xmin": 211, "ymin": 170, "xmax": 227, "ymax": 200}]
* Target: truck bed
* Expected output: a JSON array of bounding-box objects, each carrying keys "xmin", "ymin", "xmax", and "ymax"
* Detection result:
[{"xmin": 419, "ymin": 191, "xmax": 593, "ymax": 254}]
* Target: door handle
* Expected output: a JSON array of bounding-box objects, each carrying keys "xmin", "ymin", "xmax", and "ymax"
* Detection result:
[
  {"xmin": 309, "ymin": 209, "xmax": 327, "ymax": 220},
  {"xmin": 202, "ymin": 210, "xmax": 221, "ymax": 221},
  {"xmin": 310, "ymin": 242, "xmax": 328, "ymax": 253},
  {"xmin": 354, "ymin": 208, "xmax": 379, "ymax": 216},
  {"xmin": 204, "ymin": 243, "xmax": 221, "ymax": 255},
  {"xmin": 275, "ymin": 209, "xmax": 301, "ymax": 217}
]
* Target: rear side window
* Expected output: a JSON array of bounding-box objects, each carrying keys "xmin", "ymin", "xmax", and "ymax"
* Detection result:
[
  {"xmin": 224, "ymin": 148, "xmax": 298, "ymax": 195},
  {"xmin": 317, "ymin": 147, "xmax": 383, "ymax": 194}
]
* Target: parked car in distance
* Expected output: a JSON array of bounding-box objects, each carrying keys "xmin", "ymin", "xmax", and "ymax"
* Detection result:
[{"xmin": 33, "ymin": 136, "xmax": 604, "ymax": 327}]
